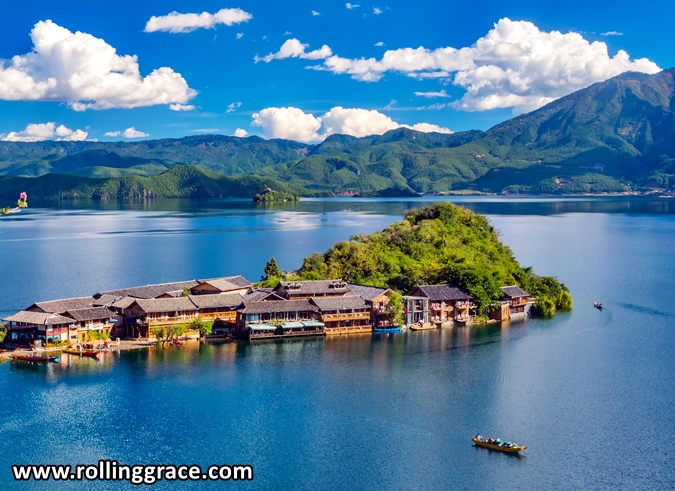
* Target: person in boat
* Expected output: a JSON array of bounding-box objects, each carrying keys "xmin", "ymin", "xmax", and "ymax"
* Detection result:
[{"xmin": 475, "ymin": 433, "xmax": 484, "ymax": 442}]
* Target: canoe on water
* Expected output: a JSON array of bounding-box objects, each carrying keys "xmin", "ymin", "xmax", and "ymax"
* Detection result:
[
  {"xmin": 11, "ymin": 354, "xmax": 52, "ymax": 362},
  {"xmin": 410, "ymin": 324, "xmax": 435, "ymax": 331},
  {"xmin": 472, "ymin": 438, "xmax": 527, "ymax": 453},
  {"xmin": 594, "ymin": 302, "xmax": 603, "ymax": 310},
  {"xmin": 62, "ymin": 348, "xmax": 99, "ymax": 357}
]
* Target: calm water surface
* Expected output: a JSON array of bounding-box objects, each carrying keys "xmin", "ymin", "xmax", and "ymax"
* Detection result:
[{"xmin": 1, "ymin": 197, "xmax": 674, "ymax": 490}]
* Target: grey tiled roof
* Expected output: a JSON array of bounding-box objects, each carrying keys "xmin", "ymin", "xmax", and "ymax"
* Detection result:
[
  {"xmin": 414, "ymin": 285, "xmax": 472, "ymax": 301},
  {"xmin": 196, "ymin": 276, "xmax": 252, "ymax": 292},
  {"xmin": 92, "ymin": 294, "xmax": 121, "ymax": 306},
  {"xmin": 311, "ymin": 296, "xmax": 369, "ymax": 311},
  {"xmin": 133, "ymin": 297, "xmax": 197, "ymax": 314},
  {"xmin": 65, "ymin": 307, "xmax": 115, "ymax": 322},
  {"xmin": 500, "ymin": 286, "xmax": 530, "ymax": 298},
  {"xmin": 99, "ymin": 281, "xmax": 198, "ymax": 300},
  {"xmin": 188, "ymin": 293, "xmax": 244, "ymax": 309},
  {"xmin": 111, "ymin": 296, "xmax": 136, "ymax": 309},
  {"xmin": 278, "ymin": 279, "xmax": 349, "ymax": 295},
  {"xmin": 238, "ymin": 300, "xmax": 318, "ymax": 314},
  {"xmin": 347, "ymin": 284, "xmax": 390, "ymax": 301},
  {"xmin": 31, "ymin": 297, "xmax": 96, "ymax": 314},
  {"xmin": 3, "ymin": 311, "xmax": 74, "ymax": 326},
  {"xmin": 243, "ymin": 289, "xmax": 285, "ymax": 302}
]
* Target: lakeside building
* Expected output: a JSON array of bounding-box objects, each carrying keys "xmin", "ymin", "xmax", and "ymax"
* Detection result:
[
  {"xmin": 274, "ymin": 279, "xmax": 350, "ymax": 300},
  {"xmin": 235, "ymin": 300, "xmax": 324, "ymax": 339},
  {"xmin": 406, "ymin": 284, "xmax": 475, "ymax": 325},
  {"xmin": 491, "ymin": 286, "xmax": 534, "ymax": 321},
  {"xmin": 190, "ymin": 277, "xmax": 251, "ymax": 296},
  {"xmin": 311, "ymin": 296, "xmax": 371, "ymax": 335},
  {"xmin": 3, "ymin": 311, "xmax": 73, "ymax": 344},
  {"xmin": 346, "ymin": 284, "xmax": 397, "ymax": 328}
]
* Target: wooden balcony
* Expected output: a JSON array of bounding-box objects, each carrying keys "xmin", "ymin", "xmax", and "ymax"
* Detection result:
[{"xmin": 320, "ymin": 311, "xmax": 371, "ymax": 322}]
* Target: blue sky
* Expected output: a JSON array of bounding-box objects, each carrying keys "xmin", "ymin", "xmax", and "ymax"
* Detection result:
[{"xmin": 0, "ymin": 0, "xmax": 673, "ymax": 143}]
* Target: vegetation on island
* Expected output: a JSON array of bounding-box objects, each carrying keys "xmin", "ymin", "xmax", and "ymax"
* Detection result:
[
  {"xmin": 253, "ymin": 188, "xmax": 300, "ymax": 202},
  {"xmin": 291, "ymin": 202, "xmax": 572, "ymax": 316},
  {"xmin": 0, "ymin": 192, "xmax": 27, "ymax": 216}
]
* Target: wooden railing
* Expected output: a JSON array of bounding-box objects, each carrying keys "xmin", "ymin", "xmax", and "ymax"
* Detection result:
[{"xmin": 320, "ymin": 312, "xmax": 370, "ymax": 321}]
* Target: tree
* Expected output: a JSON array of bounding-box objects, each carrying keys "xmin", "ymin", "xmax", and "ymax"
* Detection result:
[
  {"xmin": 1, "ymin": 192, "xmax": 28, "ymax": 216},
  {"xmin": 190, "ymin": 316, "xmax": 212, "ymax": 338},
  {"xmin": 385, "ymin": 291, "xmax": 404, "ymax": 326},
  {"xmin": 532, "ymin": 296, "xmax": 556, "ymax": 317},
  {"xmin": 262, "ymin": 257, "xmax": 282, "ymax": 281},
  {"xmin": 0, "ymin": 324, "xmax": 7, "ymax": 343},
  {"xmin": 180, "ymin": 287, "xmax": 191, "ymax": 297}
]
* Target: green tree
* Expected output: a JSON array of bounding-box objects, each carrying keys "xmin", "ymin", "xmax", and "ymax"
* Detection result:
[
  {"xmin": 262, "ymin": 257, "xmax": 282, "ymax": 281},
  {"xmin": 385, "ymin": 291, "xmax": 404, "ymax": 326},
  {"xmin": 180, "ymin": 287, "xmax": 191, "ymax": 297},
  {"xmin": 190, "ymin": 316, "xmax": 212, "ymax": 338},
  {"xmin": 532, "ymin": 296, "xmax": 556, "ymax": 317},
  {"xmin": 0, "ymin": 324, "xmax": 7, "ymax": 343}
]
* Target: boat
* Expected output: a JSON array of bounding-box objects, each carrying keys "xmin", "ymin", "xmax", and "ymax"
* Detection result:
[
  {"xmin": 594, "ymin": 302, "xmax": 603, "ymax": 310},
  {"xmin": 10, "ymin": 353, "xmax": 51, "ymax": 362},
  {"xmin": 472, "ymin": 438, "xmax": 527, "ymax": 453},
  {"xmin": 454, "ymin": 318, "xmax": 469, "ymax": 325},
  {"xmin": 373, "ymin": 326, "xmax": 402, "ymax": 333},
  {"xmin": 410, "ymin": 324, "xmax": 435, "ymax": 331},
  {"xmin": 62, "ymin": 348, "xmax": 99, "ymax": 357}
]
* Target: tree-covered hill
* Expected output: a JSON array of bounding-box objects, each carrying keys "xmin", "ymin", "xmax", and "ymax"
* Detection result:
[
  {"xmin": 0, "ymin": 165, "xmax": 326, "ymax": 200},
  {"xmin": 294, "ymin": 202, "xmax": 572, "ymax": 315}
]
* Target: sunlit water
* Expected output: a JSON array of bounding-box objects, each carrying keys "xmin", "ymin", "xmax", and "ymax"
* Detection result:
[{"xmin": 1, "ymin": 197, "xmax": 674, "ymax": 490}]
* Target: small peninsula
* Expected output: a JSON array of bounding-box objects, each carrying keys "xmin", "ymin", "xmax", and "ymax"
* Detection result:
[{"xmin": 253, "ymin": 188, "xmax": 300, "ymax": 202}]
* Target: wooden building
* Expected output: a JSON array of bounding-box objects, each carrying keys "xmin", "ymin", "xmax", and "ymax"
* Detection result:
[
  {"xmin": 274, "ymin": 279, "xmax": 350, "ymax": 300},
  {"xmin": 403, "ymin": 296, "xmax": 430, "ymax": 326},
  {"xmin": 311, "ymin": 296, "xmax": 372, "ymax": 335},
  {"xmin": 64, "ymin": 307, "xmax": 116, "ymax": 343},
  {"xmin": 492, "ymin": 286, "xmax": 533, "ymax": 321},
  {"xmin": 236, "ymin": 300, "xmax": 324, "ymax": 339},
  {"xmin": 2, "ymin": 311, "xmax": 73, "ymax": 345},
  {"xmin": 188, "ymin": 293, "xmax": 244, "ymax": 323},
  {"xmin": 406, "ymin": 284, "xmax": 474, "ymax": 324},
  {"xmin": 347, "ymin": 284, "xmax": 396, "ymax": 328},
  {"xmin": 127, "ymin": 297, "xmax": 199, "ymax": 338}
]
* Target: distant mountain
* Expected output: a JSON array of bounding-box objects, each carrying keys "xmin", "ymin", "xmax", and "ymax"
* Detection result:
[{"xmin": 1, "ymin": 69, "xmax": 674, "ymax": 194}]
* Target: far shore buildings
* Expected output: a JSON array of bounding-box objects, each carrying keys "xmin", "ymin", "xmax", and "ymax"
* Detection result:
[{"xmin": 2, "ymin": 276, "xmax": 535, "ymax": 345}]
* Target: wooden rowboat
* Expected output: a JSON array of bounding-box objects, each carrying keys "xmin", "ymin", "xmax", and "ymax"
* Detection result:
[
  {"xmin": 410, "ymin": 324, "xmax": 435, "ymax": 331},
  {"xmin": 10, "ymin": 354, "xmax": 51, "ymax": 362},
  {"xmin": 62, "ymin": 348, "xmax": 99, "ymax": 357},
  {"xmin": 594, "ymin": 302, "xmax": 603, "ymax": 310},
  {"xmin": 472, "ymin": 438, "xmax": 527, "ymax": 453}
]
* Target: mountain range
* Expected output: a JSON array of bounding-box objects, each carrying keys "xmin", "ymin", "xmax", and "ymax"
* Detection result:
[{"xmin": 1, "ymin": 68, "xmax": 674, "ymax": 199}]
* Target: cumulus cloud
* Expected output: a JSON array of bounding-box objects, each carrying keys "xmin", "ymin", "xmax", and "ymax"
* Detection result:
[
  {"xmin": 104, "ymin": 127, "xmax": 149, "ymax": 138},
  {"xmin": 346, "ymin": 3, "xmax": 360, "ymax": 9},
  {"xmin": 1, "ymin": 122, "xmax": 88, "ymax": 142},
  {"xmin": 373, "ymin": 7, "xmax": 383, "ymax": 14},
  {"xmin": 236, "ymin": 32, "xmax": 244, "ymax": 39},
  {"xmin": 251, "ymin": 106, "xmax": 451, "ymax": 142},
  {"xmin": 414, "ymin": 89, "xmax": 451, "ymax": 98},
  {"xmin": 0, "ymin": 20, "xmax": 196, "ymax": 111},
  {"xmin": 269, "ymin": 18, "xmax": 660, "ymax": 113},
  {"xmin": 312, "ymin": 10, "xmax": 321, "ymax": 16},
  {"xmin": 144, "ymin": 8, "xmax": 252, "ymax": 33},
  {"xmin": 374, "ymin": 41, "xmax": 384, "ymax": 47},
  {"xmin": 233, "ymin": 128, "xmax": 248, "ymax": 137},
  {"xmin": 170, "ymin": 103, "xmax": 195, "ymax": 111},
  {"xmin": 601, "ymin": 31, "xmax": 623, "ymax": 36},
  {"xmin": 255, "ymin": 38, "xmax": 332, "ymax": 63},
  {"xmin": 226, "ymin": 102, "xmax": 242, "ymax": 113}
]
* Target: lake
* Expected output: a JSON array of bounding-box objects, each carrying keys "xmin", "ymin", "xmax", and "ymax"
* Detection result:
[{"xmin": 1, "ymin": 197, "xmax": 674, "ymax": 490}]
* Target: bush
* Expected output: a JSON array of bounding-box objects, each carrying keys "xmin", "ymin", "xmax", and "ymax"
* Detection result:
[{"xmin": 532, "ymin": 296, "xmax": 556, "ymax": 317}]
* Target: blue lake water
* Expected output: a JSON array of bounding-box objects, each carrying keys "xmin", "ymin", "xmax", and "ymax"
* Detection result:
[{"xmin": 1, "ymin": 197, "xmax": 674, "ymax": 490}]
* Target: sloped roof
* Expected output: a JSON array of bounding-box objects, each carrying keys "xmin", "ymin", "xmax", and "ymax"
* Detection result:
[
  {"xmin": 31, "ymin": 297, "xmax": 96, "ymax": 314},
  {"xmin": 92, "ymin": 294, "xmax": 121, "ymax": 306},
  {"xmin": 188, "ymin": 293, "xmax": 244, "ymax": 309},
  {"xmin": 278, "ymin": 279, "xmax": 349, "ymax": 295},
  {"xmin": 347, "ymin": 284, "xmax": 390, "ymax": 302},
  {"xmin": 414, "ymin": 285, "xmax": 472, "ymax": 301},
  {"xmin": 243, "ymin": 289, "xmax": 285, "ymax": 302},
  {"xmin": 3, "ymin": 311, "xmax": 74, "ymax": 326},
  {"xmin": 500, "ymin": 286, "xmax": 530, "ymax": 298},
  {"xmin": 239, "ymin": 300, "xmax": 317, "ymax": 314},
  {"xmin": 65, "ymin": 307, "xmax": 115, "ymax": 322},
  {"xmin": 98, "ymin": 281, "xmax": 198, "ymax": 300},
  {"xmin": 111, "ymin": 296, "xmax": 136, "ymax": 309},
  {"xmin": 311, "ymin": 296, "xmax": 368, "ymax": 311},
  {"xmin": 133, "ymin": 297, "xmax": 197, "ymax": 314},
  {"xmin": 196, "ymin": 276, "xmax": 252, "ymax": 291}
]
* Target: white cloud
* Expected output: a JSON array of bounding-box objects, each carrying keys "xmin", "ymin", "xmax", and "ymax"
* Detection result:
[
  {"xmin": 284, "ymin": 31, "xmax": 293, "ymax": 36},
  {"xmin": 274, "ymin": 18, "xmax": 660, "ymax": 113},
  {"xmin": 0, "ymin": 20, "xmax": 196, "ymax": 110},
  {"xmin": 236, "ymin": 33, "xmax": 244, "ymax": 39},
  {"xmin": 374, "ymin": 42, "xmax": 384, "ymax": 47},
  {"xmin": 251, "ymin": 106, "xmax": 451, "ymax": 142},
  {"xmin": 2, "ymin": 122, "xmax": 88, "ymax": 142},
  {"xmin": 601, "ymin": 31, "xmax": 623, "ymax": 36},
  {"xmin": 255, "ymin": 38, "xmax": 332, "ymax": 63},
  {"xmin": 414, "ymin": 89, "xmax": 451, "ymax": 98},
  {"xmin": 312, "ymin": 10, "xmax": 321, "ymax": 16},
  {"xmin": 144, "ymin": 8, "xmax": 252, "ymax": 33},
  {"xmin": 233, "ymin": 128, "xmax": 248, "ymax": 137},
  {"xmin": 227, "ymin": 102, "xmax": 242, "ymax": 113},
  {"xmin": 104, "ymin": 127, "xmax": 149, "ymax": 138},
  {"xmin": 252, "ymin": 107, "xmax": 322, "ymax": 142},
  {"xmin": 170, "ymin": 103, "xmax": 195, "ymax": 111},
  {"xmin": 346, "ymin": 3, "xmax": 360, "ymax": 9},
  {"xmin": 373, "ymin": 7, "xmax": 383, "ymax": 14}
]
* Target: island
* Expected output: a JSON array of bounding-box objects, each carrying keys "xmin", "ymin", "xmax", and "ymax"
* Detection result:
[{"xmin": 253, "ymin": 188, "xmax": 300, "ymax": 202}]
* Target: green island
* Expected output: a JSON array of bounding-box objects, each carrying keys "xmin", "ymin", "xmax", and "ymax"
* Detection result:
[
  {"xmin": 253, "ymin": 188, "xmax": 300, "ymax": 202},
  {"xmin": 269, "ymin": 202, "xmax": 572, "ymax": 318}
]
